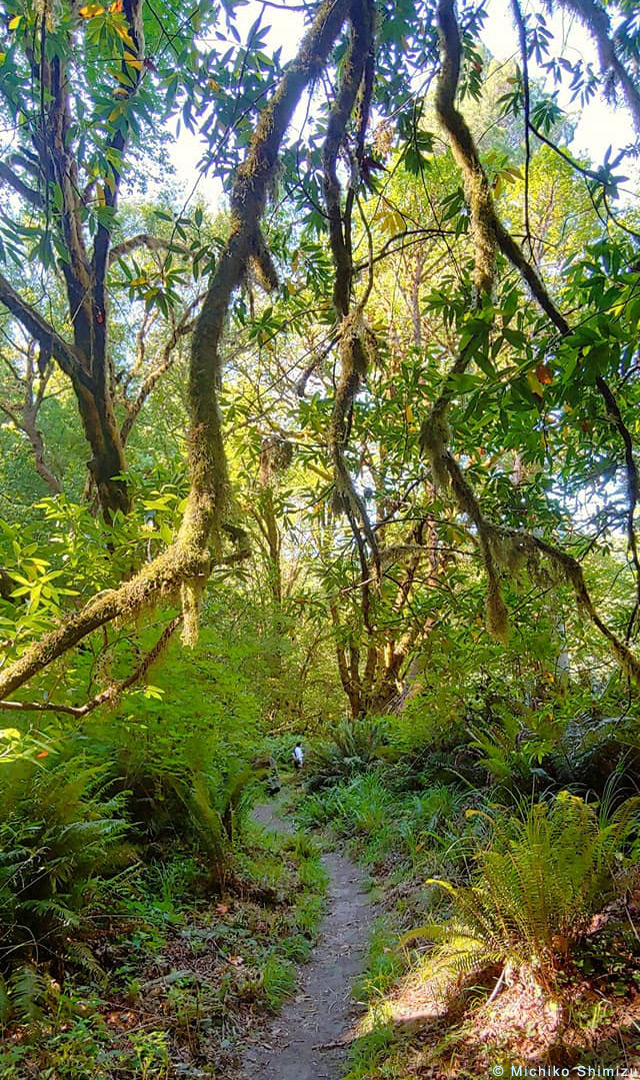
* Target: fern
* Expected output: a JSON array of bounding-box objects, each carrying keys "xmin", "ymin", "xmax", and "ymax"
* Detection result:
[
  {"xmin": 9, "ymin": 966, "xmax": 47, "ymax": 1023},
  {"xmin": 186, "ymin": 761, "xmax": 264, "ymax": 891},
  {"xmin": 0, "ymin": 755, "xmax": 134, "ymax": 972},
  {"xmin": 408, "ymin": 792, "xmax": 639, "ymax": 984},
  {"xmin": 0, "ymin": 974, "xmax": 10, "ymax": 1025},
  {"xmin": 306, "ymin": 718, "xmax": 389, "ymax": 791}
]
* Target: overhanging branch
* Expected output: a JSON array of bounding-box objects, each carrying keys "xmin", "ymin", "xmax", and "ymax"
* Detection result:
[
  {"xmin": 421, "ymin": 0, "xmax": 640, "ymax": 684},
  {"xmin": 0, "ymin": 615, "xmax": 182, "ymax": 717},
  {"xmin": 0, "ymin": 161, "xmax": 44, "ymax": 209},
  {"xmin": 109, "ymin": 233, "xmax": 191, "ymax": 265},
  {"xmin": 0, "ymin": 0, "xmax": 354, "ymax": 701}
]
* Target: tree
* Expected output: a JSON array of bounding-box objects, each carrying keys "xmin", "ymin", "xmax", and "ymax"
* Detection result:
[
  {"xmin": 1, "ymin": 0, "xmax": 640, "ymax": 722},
  {"xmin": 0, "ymin": 1, "xmax": 201, "ymax": 517}
]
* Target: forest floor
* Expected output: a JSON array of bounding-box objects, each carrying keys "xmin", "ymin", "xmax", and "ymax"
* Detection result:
[{"xmin": 240, "ymin": 797, "xmax": 375, "ymax": 1080}]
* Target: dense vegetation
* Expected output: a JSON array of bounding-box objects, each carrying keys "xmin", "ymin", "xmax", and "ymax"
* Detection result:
[{"xmin": 1, "ymin": 0, "xmax": 640, "ymax": 1075}]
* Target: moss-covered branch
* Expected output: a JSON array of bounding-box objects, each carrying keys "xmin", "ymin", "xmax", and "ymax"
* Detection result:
[
  {"xmin": 420, "ymin": 0, "xmax": 640, "ymax": 684},
  {"xmin": 0, "ymin": 0, "xmax": 353, "ymax": 702},
  {"xmin": 435, "ymin": 0, "xmax": 497, "ymax": 299},
  {"xmin": 324, "ymin": 0, "xmax": 380, "ymax": 597},
  {"xmin": 0, "ymin": 616, "xmax": 182, "ymax": 717}
]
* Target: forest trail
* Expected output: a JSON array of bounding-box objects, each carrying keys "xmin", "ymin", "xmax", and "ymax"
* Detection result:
[{"xmin": 240, "ymin": 798, "xmax": 374, "ymax": 1080}]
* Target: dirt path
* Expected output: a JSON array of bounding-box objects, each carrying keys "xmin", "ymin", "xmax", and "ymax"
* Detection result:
[{"xmin": 240, "ymin": 800, "xmax": 374, "ymax": 1080}]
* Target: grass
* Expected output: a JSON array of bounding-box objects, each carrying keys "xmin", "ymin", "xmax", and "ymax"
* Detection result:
[
  {"xmin": 354, "ymin": 917, "xmax": 406, "ymax": 1004},
  {"xmin": 342, "ymin": 1023, "xmax": 399, "ymax": 1080},
  {"xmin": 297, "ymin": 769, "xmax": 477, "ymax": 882},
  {"xmin": 262, "ymin": 954, "xmax": 297, "ymax": 1010}
]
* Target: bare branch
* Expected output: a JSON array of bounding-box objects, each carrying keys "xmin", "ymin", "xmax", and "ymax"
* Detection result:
[
  {"xmin": 0, "ymin": 615, "xmax": 182, "ymax": 717},
  {"xmin": 0, "ymin": 271, "xmax": 85, "ymax": 383},
  {"xmin": 120, "ymin": 294, "xmax": 204, "ymax": 446}
]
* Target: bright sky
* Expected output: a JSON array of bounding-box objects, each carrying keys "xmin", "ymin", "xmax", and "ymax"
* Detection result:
[{"xmin": 167, "ymin": 0, "xmax": 636, "ymax": 207}]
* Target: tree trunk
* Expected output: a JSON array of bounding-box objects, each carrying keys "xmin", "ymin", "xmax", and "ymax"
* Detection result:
[{"xmin": 73, "ymin": 370, "xmax": 130, "ymax": 518}]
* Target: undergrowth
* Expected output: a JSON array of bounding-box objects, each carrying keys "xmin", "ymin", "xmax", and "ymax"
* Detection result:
[
  {"xmin": 299, "ymin": 711, "xmax": 640, "ymax": 1080},
  {"xmin": 0, "ymin": 721, "xmax": 327, "ymax": 1080}
]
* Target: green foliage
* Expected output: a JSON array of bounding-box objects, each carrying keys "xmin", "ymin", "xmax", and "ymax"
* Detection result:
[
  {"xmin": 468, "ymin": 711, "xmax": 556, "ymax": 795},
  {"xmin": 305, "ymin": 719, "xmax": 390, "ymax": 792},
  {"xmin": 262, "ymin": 954, "xmax": 297, "ymax": 1011},
  {"xmin": 0, "ymin": 753, "xmax": 133, "ymax": 975},
  {"xmin": 188, "ymin": 762, "xmax": 264, "ymax": 891},
  {"xmin": 410, "ymin": 793, "xmax": 639, "ymax": 982},
  {"xmin": 1, "ymin": 0, "xmax": 640, "ymax": 1073}
]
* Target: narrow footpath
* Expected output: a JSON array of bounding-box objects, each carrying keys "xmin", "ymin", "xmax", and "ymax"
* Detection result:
[{"xmin": 240, "ymin": 800, "xmax": 374, "ymax": 1080}]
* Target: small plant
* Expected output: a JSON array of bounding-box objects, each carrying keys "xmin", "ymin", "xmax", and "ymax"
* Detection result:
[
  {"xmin": 187, "ymin": 761, "xmax": 265, "ymax": 891},
  {"xmin": 468, "ymin": 712, "xmax": 555, "ymax": 795},
  {"xmin": 262, "ymin": 953, "xmax": 296, "ymax": 1010},
  {"xmin": 129, "ymin": 1029, "xmax": 170, "ymax": 1080}
]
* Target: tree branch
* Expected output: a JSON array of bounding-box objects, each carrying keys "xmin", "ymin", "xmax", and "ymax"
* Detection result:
[
  {"xmin": 0, "ymin": 615, "xmax": 182, "ymax": 717},
  {"xmin": 0, "ymin": 271, "xmax": 86, "ymax": 384},
  {"xmin": 109, "ymin": 233, "xmax": 191, "ymax": 265},
  {"xmin": 555, "ymin": 0, "xmax": 640, "ymax": 134},
  {"xmin": 324, "ymin": 0, "xmax": 380, "ymax": 593},
  {"xmin": 0, "ymin": 0, "xmax": 354, "ymax": 701},
  {"xmin": 434, "ymin": 0, "xmax": 497, "ymax": 298},
  {"xmin": 120, "ymin": 295, "xmax": 204, "ymax": 446},
  {"xmin": 0, "ymin": 161, "xmax": 44, "ymax": 209},
  {"xmin": 420, "ymin": 0, "xmax": 640, "ymax": 683}
]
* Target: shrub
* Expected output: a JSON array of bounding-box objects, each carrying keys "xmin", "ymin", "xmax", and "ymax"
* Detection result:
[
  {"xmin": 298, "ymin": 771, "xmax": 393, "ymax": 834},
  {"xmin": 187, "ymin": 761, "xmax": 264, "ymax": 890},
  {"xmin": 305, "ymin": 718, "xmax": 389, "ymax": 791},
  {"xmin": 467, "ymin": 711, "xmax": 556, "ymax": 796},
  {"xmin": 409, "ymin": 792, "xmax": 639, "ymax": 984}
]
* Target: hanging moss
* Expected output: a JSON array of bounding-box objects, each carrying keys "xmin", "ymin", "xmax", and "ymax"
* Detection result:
[
  {"xmin": 181, "ymin": 579, "xmax": 205, "ymax": 647},
  {"xmin": 434, "ymin": 0, "xmax": 497, "ymax": 300},
  {"xmin": 0, "ymin": 0, "xmax": 356, "ymax": 703}
]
